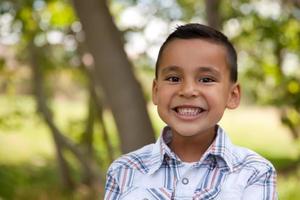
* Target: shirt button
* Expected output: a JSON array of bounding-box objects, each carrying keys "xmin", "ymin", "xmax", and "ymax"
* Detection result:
[{"xmin": 182, "ymin": 177, "xmax": 189, "ymax": 185}]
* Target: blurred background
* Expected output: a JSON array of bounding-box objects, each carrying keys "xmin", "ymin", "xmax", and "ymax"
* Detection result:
[{"xmin": 0, "ymin": 0, "xmax": 299, "ymax": 199}]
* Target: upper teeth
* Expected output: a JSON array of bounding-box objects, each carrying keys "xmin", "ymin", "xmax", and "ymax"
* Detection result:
[{"xmin": 177, "ymin": 107, "xmax": 201, "ymax": 116}]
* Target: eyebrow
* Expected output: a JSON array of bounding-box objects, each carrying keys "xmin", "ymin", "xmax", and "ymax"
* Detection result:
[
  {"xmin": 160, "ymin": 65, "xmax": 221, "ymax": 77},
  {"xmin": 160, "ymin": 65, "xmax": 181, "ymax": 75},
  {"xmin": 196, "ymin": 66, "xmax": 221, "ymax": 76}
]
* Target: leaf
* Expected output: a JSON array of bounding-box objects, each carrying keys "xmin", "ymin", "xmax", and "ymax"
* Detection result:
[{"xmin": 47, "ymin": 1, "xmax": 75, "ymax": 28}]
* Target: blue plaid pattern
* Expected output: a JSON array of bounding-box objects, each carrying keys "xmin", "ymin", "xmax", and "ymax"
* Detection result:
[{"xmin": 105, "ymin": 126, "xmax": 277, "ymax": 200}]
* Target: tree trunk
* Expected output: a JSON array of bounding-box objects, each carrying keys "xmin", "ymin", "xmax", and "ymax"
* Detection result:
[
  {"xmin": 90, "ymin": 84, "xmax": 115, "ymax": 163},
  {"xmin": 71, "ymin": 0, "xmax": 155, "ymax": 153},
  {"xmin": 280, "ymin": 108, "xmax": 299, "ymax": 139},
  {"xmin": 81, "ymin": 91, "xmax": 95, "ymax": 157},
  {"xmin": 29, "ymin": 41, "xmax": 74, "ymax": 189},
  {"xmin": 29, "ymin": 41, "xmax": 102, "ymax": 189},
  {"xmin": 205, "ymin": 0, "xmax": 221, "ymax": 30}
]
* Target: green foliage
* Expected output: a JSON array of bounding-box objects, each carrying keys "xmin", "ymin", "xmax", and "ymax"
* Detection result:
[
  {"xmin": 18, "ymin": 6, "xmax": 38, "ymax": 33},
  {"xmin": 0, "ymin": 165, "xmax": 26, "ymax": 199},
  {"xmin": 220, "ymin": 1, "xmax": 300, "ymax": 138},
  {"xmin": 0, "ymin": 163, "xmax": 60, "ymax": 199},
  {"xmin": 278, "ymin": 168, "xmax": 300, "ymax": 200},
  {"xmin": 0, "ymin": 96, "xmax": 34, "ymax": 131},
  {"xmin": 176, "ymin": 0, "xmax": 204, "ymax": 20},
  {"xmin": 233, "ymin": 4, "xmax": 300, "ymax": 99},
  {"xmin": 47, "ymin": 1, "xmax": 76, "ymax": 28},
  {"xmin": 0, "ymin": 95, "xmax": 117, "ymax": 198},
  {"xmin": 2, "ymin": 0, "xmax": 79, "ymax": 71}
]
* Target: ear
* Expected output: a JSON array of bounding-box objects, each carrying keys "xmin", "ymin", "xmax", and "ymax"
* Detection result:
[
  {"xmin": 226, "ymin": 83, "xmax": 241, "ymax": 109},
  {"xmin": 152, "ymin": 79, "xmax": 158, "ymax": 105}
]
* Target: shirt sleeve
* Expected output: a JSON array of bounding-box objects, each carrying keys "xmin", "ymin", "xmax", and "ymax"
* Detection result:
[
  {"xmin": 242, "ymin": 166, "xmax": 278, "ymax": 200},
  {"xmin": 104, "ymin": 169, "xmax": 121, "ymax": 200}
]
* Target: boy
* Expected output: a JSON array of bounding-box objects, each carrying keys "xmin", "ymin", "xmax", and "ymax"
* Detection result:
[{"xmin": 104, "ymin": 23, "xmax": 277, "ymax": 200}]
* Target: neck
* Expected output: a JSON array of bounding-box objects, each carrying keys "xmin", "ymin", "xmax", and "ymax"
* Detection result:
[{"xmin": 169, "ymin": 126, "xmax": 217, "ymax": 162}]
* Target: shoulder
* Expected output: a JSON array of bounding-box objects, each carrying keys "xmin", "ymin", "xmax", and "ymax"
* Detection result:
[
  {"xmin": 230, "ymin": 145, "xmax": 276, "ymax": 175},
  {"xmin": 107, "ymin": 143, "xmax": 155, "ymax": 176},
  {"xmin": 229, "ymin": 146, "xmax": 277, "ymax": 189}
]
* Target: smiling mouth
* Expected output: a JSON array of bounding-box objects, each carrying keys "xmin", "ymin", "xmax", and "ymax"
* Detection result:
[{"xmin": 173, "ymin": 106, "xmax": 206, "ymax": 117}]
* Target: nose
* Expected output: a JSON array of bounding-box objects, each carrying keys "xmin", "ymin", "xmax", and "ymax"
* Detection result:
[{"xmin": 178, "ymin": 80, "xmax": 199, "ymax": 98}]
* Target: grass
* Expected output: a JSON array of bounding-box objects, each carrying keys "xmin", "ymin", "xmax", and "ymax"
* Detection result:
[{"xmin": 0, "ymin": 95, "xmax": 299, "ymax": 199}]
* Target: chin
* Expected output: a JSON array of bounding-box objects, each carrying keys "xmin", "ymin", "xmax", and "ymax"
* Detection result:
[
  {"xmin": 171, "ymin": 122, "xmax": 217, "ymax": 137},
  {"xmin": 172, "ymin": 126, "xmax": 205, "ymax": 137}
]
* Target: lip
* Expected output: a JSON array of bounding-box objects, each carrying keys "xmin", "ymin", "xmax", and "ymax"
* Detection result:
[{"xmin": 172, "ymin": 105, "xmax": 207, "ymax": 121}]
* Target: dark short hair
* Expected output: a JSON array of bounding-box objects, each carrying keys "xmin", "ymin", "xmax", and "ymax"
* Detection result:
[{"xmin": 155, "ymin": 23, "xmax": 238, "ymax": 82}]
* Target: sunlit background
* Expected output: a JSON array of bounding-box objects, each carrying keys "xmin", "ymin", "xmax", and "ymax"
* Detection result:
[{"xmin": 0, "ymin": 0, "xmax": 300, "ymax": 199}]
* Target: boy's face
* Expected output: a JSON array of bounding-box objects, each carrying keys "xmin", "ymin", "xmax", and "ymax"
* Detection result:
[{"xmin": 152, "ymin": 39, "xmax": 240, "ymax": 138}]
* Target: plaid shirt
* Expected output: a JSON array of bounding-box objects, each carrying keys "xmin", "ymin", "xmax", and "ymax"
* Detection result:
[{"xmin": 105, "ymin": 126, "xmax": 277, "ymax": 200}]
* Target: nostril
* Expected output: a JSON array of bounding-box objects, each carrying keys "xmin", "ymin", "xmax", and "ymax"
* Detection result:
[{"xmin": 178, "ymin": 87, "xmax": 199, "ymax": 97}]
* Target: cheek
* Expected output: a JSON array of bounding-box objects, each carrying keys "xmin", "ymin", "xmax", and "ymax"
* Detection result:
[
  {"xmin": 206, "ymin": 90, "xmax": 228, "ymax": 107},
  {"xmin": 156, "ymin": 87, "xmax": 173, "ymax": 100},
  {"xmin": 156, "ymin": 91, "xmax": 168, "ymax": 105}
]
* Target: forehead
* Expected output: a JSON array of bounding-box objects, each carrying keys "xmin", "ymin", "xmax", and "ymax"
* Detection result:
[{"xmin": 158, "ymin": 38, "xmax": 229, "ymax": 75}]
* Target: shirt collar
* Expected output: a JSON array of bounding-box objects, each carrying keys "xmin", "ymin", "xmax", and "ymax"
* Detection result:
[
  {"xmin": 147, "ymin": 125, "xmax": 235, "ymax": 175},
  {"xmin": 204, "ymin": 125, "xmax": 235, "ymax": 172},
  {"xmin": 147, "ymin": 126, "xmax": 175, "ymax": 174}
]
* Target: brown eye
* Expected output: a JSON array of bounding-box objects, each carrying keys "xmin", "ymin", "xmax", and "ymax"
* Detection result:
[
  {"xmin": 199, "ymin": 77, "xmax": 214, "ymax": 83},
  {"xmin": 166, "ymin": 77, "xmax": 180, "ymax": 82}
]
